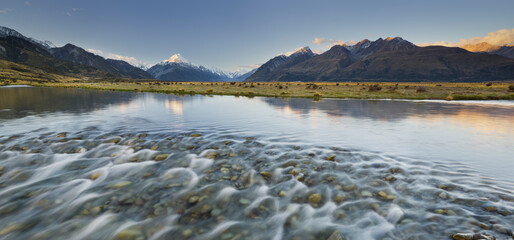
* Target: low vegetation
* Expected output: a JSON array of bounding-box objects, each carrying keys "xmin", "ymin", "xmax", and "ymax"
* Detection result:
[
  {"xmin": 1, "ymin": 64, "xmax": 513, "ymax": 100},
  {"xmin": 2, "ymin": 76, "xmax": 513, "ymax": 100}
]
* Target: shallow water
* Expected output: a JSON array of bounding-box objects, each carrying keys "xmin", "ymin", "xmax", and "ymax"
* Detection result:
[{"xmin": 0, "ymin": 86, "xmax": 513, "ymax": 240}]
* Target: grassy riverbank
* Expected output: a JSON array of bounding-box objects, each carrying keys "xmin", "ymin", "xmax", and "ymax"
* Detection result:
[{"xmin": 2, "ymin": 78, "xmax": 514, "ymax": 100}]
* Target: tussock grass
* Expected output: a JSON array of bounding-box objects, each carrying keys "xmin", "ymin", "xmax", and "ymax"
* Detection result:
[{"xmin": 2, "ymin": 74, "xmax": 513, "ymax": 100}]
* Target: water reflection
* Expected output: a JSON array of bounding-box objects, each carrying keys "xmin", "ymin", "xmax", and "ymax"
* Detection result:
[
  {"xmin": 0, "ymin": 87, "xmax": 513, "ymax": 239},
  {"xmin": 263, "ymin": 97, "xmax": 514, "ymax": 121},
  {"xmin": 0, "ymin": 87, "xmax": 136, "ymax": 119},
  {"xmin": 1, "ymin": 87, "xmax": 513, "ymax": 182}
]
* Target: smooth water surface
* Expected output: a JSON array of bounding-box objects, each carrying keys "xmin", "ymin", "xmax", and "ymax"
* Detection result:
[{"xmin": 0, "ymin": 86, "xmax": 513, "ymax": 240}]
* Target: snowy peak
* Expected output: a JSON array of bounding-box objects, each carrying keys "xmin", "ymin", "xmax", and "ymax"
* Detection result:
[
  {"xmin": 289, "ymin": 46, "xmax": 315, "ymax": 58},
  {"xmin": 148, "ymin": 55, "xmax": 255, "ymax": 81},
  {"xmin": 163, "ymin": 53, "xmax": 188, "ymax": 64},
  {"xmin": 285, "ymin": 46, "xmax": 315, "ymax": 58}
]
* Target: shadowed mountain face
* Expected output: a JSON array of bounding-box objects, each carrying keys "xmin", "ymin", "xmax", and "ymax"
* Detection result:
[
  {"xmin": 50, "ymin": 44, "xmax": 152, "ymax": 79},
  {"xmin": 347, "ymin": 37, "xmax": 418, "ymax": 59},
  {"xmin": 262, "ymin": 45, "xmax": 358, "ymax": 82},
  {"xmin": 0, "ymin": 36, "xmax": 111, "ymax": 78},
  {"xmin": 245, "ymin": 47, "xmax": 316, "ymax": 82},
  {"xmin": 337, "ymin": 46, "xmax": 514, "ymax": 81},
  {"xmin": 1, "ymin": 26, "xmax": 153, "ymax": 80},
  {"xmin": 246, "ymin": 38, "xmax": 514, "ymax": 82},
  {"xmin": 490, "ymin": 46, "xmax": 514, "ymax": 59}
]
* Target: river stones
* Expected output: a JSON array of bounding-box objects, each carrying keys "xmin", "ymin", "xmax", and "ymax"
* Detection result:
[
  {"xmin": 308, "ymin": 193, "xmax": 322, "ymax": 207},
  {"xmin": 260, "ymin": 171, "xmax": 272, "ymax": 179},
  {"xmin": 91, "ymin": 172, "xmax": 101, "ymax": 180},
  {"xmin": 107, "ymin": 138, "xmax": 121, "ymax": 144},
  {"xmin": 333, "ymin": 193, "xmax": 346, "ymax": 203},
  {"xmin": 492, "ymin": 224, "xmax": 511, "ymax": 235},
  {"xmin": 326, "ymin": 155, "xmax": 336, "ymax": 161},
  {"xmin": 327, "ymin": 231, "xmax": 343, "ymax": 240},
  {"xmin": 0, "ymin": 224, "xmax": 24, "ymax": 236},
  {"xmin": 191, "ymin": 134, "xmax": 202, "ymax": 137},
  {"xmin": 343, "ymin": 184, "xmax": 356, "ymax": 191},
  {"xmin": 433, "ymin": 208, "xmax": 456, "ymax": 215},
  {"xmin": 451, "ymin": 233, "xmax": 495, "ymax": 240},
  {"xmin": 154, "ymin": 153, "xmax": 168, "ymax": 161},
  {"xmin": 376, "ymin": 191, "xmax": 397, "ymax": 201},
  {"xmin": 360, "ymin": 190, "xmax": 372, "ymax": 197},
  {"xmin": 113, "ymin": 181, "xmax": 132, "ymax": 189},
  {"xmin": 182, "ymin": 229, "xmax": 193, "ymax": 238},
  {"xmin": 205, "ymin": 152, "xmax": 218, "ymax": 159},
  {"xmin": 56, "ymin": 132, "xmax": 67, "ymax": 138},
  {"xmin": 189, "ymin": 196, "xmax": 199, "ymax": 204},
  {"xmin": 115, "ymin": 229, "xmax": 145, "ymax": 240}
]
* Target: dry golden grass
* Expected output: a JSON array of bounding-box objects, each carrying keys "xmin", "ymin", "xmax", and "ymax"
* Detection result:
[{"xmin": 3, "ymin": 80, "xmax": 511, "ymax": 100}]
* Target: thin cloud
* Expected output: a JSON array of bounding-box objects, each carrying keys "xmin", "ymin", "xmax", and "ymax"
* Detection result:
[
  {"xmin": 232, "ymin": 64, "xmax": 261, "ymax": 73},
  {"xmin": 235, "ymin": 64, "xmax": 261, "ymax": 69},
  {"xmin": 66, "ymin": 8, "xmax": 80, "ymax": 16},
  {"xmin": 87, "ymin": 48, "xmax": 151, "ymax": 68},
  {"xmin": 25, "ymin": 2, "xmax": 30, "ymax": 6},
  {"xmin": 418, "ymin": 28, "xmax": 514, "ymax": 47},
  {"xmin": 0, "ymin": 8, "xmax": 13, "ymax": 14}
]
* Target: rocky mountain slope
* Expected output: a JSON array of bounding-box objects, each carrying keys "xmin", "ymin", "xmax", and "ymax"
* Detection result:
[{"xmin": 245, "ymin": 38, "xmax": 514, "ymax": 82}]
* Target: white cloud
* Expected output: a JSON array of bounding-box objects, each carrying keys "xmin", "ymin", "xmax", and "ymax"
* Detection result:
[
  {"xmin": 87, "ymin": 48, "xmax": 104, "ymax": 55},
  {"xmin": 418, "ymin": 28, "xmax": 514, "ymax": 47},
  {"xmin": 87, "ymin": 48, "xmax": 151, "ymax": 69},
  {"xmin": 312, "ymin": 37, "xmax": 358, "ymax": 49},
  {"xmin": 313, "ymin": 37, "xmax": 325, "ymax": 45},
  {"xmin": 66, "ymin": 12, "xmax": 71, "ymax": 16}
]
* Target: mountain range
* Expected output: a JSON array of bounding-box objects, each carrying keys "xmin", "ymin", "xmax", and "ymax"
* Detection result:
[
  {"xmin": 0, "ymin": 26, "xmax": 253, "ymax": 82},
  {"xmin": 1, "ymin": 25, "xmax": 513, "ymax": 82},
  {"xmin": 246, "ymin": 37, "xmax": 514, "ymax": 82}
]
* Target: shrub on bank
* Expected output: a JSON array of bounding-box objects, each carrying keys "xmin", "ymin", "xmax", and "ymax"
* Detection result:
[
  {"xmin": 368, "ymin": 84, "xmax": 382, "ymax": 91},
  {"xmin": 416, "ymin": 86, "xmax": 427, "ymax": 92}
]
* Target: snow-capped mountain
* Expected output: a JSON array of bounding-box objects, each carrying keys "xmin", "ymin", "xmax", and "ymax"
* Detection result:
[
  {"xmin": 233, "ymin": 68, "xmax": 257, "ymax": 81},
  {"xmin": 147, "ymin": 54, "xmax": 253, "ymax": 82},
  {"xmin": 0, "ymin": 26, "xmax": 55, "ymax": 50},
  {"xmin": 163, "ymin": 53, "xmax": 188, "ymax": 64}
]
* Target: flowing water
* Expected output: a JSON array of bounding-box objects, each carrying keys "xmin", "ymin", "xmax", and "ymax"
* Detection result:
[{"xmin": 0, "ymin": 86, "xmax": 513, "ymax": 240}]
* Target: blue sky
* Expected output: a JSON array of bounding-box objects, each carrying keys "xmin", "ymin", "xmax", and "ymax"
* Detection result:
[{"xmin": 1, "ymin": 0, "xmax": 513, "ymax": 72}]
